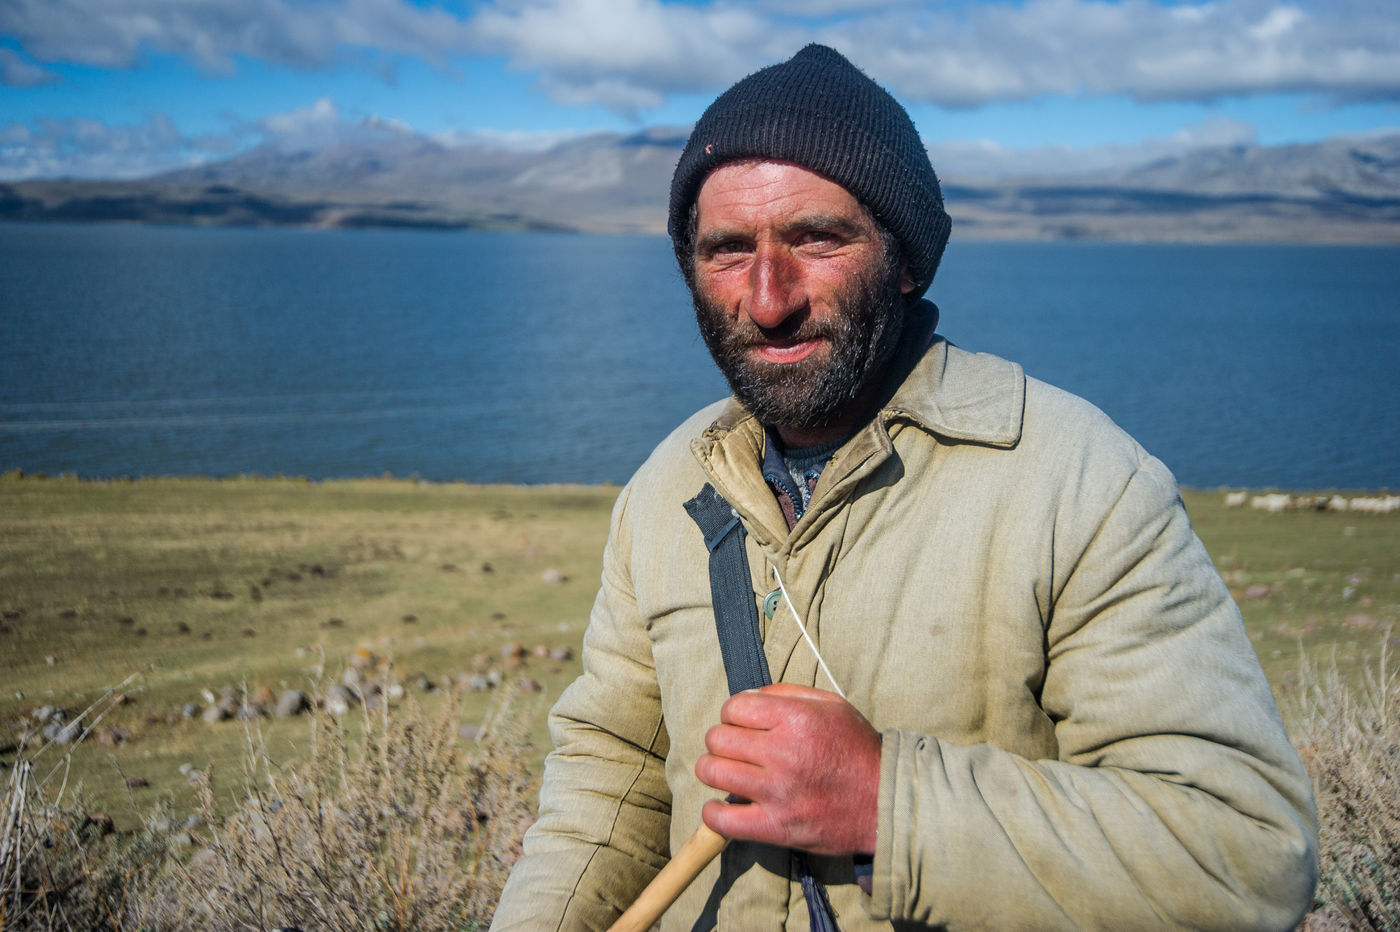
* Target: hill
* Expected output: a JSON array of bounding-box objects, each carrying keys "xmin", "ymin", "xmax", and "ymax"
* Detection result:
[{"xmin": 2, "ymin": 128, "xmax": 1397, "ymax": 243}]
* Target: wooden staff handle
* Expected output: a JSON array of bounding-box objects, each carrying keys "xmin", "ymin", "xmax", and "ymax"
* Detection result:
[{"xmin": 607, "ymin": 822, "xmax": 729, "ymax": 932}]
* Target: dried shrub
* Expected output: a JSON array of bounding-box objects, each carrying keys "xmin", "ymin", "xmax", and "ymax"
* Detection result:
[
  {"xmin": 2, "ymin": 681, "xmax": 537, "ymax": 931},
  {"xmin": 1291, "ymin": 634, "xmax": 1400, "ymax": 931},
  {"xmin": 1, "ymin": 686, "xmax": 174, "ymax": 931},
  {"xmin": 1, "ymin": 762, "xmax": 174, "ymax": 930},
  {"xmin": 169, "ymin": 682, "xmax": 538, "ymax": 931}
]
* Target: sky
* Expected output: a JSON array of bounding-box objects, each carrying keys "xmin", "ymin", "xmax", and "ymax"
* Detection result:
[{"xmin": 2, "ymin": 0, "xmax": 1399, "ymax": 181}]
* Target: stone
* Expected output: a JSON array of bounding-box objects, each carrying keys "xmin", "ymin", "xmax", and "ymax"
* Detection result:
[
  {"xmin": 125, "ymin": 777, "xmax": 150, "ymax": 789},
  {"xmin": 1243, "ymin": 584, "xmax": 1272, "ymax": 599},
  {"xmin": 275, "ymin": 689, "xmax": 310, "ymax": 717},
  {"xmin": 52, "ymin": 722, "xmax": 82, "ymax": 744},
  {"xmin": 85, "ymin": 812, "xmax": 115, "ymax": 835},
  {"xmin": 181, "ymin": 703, "xmax": 200, "ymax": 719},
  {"xmin": 324, "ymin": 685, "xmax": 355, "ymax": 715},
  {"xmin": 468, "ymin": 674, "xmax": 491, "ymax": 692},
  {"xmin": 97, "ymin": 726, "xmax": 127, "ymax": 747},
  {"xmin": 549, "ymin": 646, "xmax": 574, "ymax": 662},
  {"xmin": 350, "ymin": 647, "xmax": 377, "ymax": 669},
  {"xmin": 249, "ymin": 686, "xmax": 277, "ymax": 714},
  {"xmin": 202, "ymin": 704, "xmax": 231, "ymax": 724},
  {"xmin": 458, "ymin": 725, "xmax": 483, "ymax": 741},
  {"xmin": 540, "ymin": 567, "xmax": 568, "ymax": 584},
  {"xmin": 519, "ymin": 678, "xmax": 543, "ymax": 694}
]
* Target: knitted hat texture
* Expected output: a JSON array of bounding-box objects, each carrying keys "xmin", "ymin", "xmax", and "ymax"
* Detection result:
[{"xmin": 668, "ymin": 44, "xmax": 951, "ymax": 299}]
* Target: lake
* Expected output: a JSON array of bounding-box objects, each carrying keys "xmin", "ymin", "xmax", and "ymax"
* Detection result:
[{"xmin": 2, "ymin": 223, "xmax": 1397, "ymax": 490}]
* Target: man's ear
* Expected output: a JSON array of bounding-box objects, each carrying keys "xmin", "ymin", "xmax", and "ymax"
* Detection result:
[{"xmin": 899, "ymin": 264, "xmax": 916, "ymax": 294}]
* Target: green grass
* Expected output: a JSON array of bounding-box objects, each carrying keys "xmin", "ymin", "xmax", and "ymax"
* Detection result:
[
  {"xmin": 1, "ymin": 474, "xmax": 616, "ymax": 825},
  {"xmin": 2, "ymin": 474, "xmax": 1396, "ymax": 831},
  {"xmin": 1185, "ymin": 489, "xmax": 1400, "ymax": 687}
]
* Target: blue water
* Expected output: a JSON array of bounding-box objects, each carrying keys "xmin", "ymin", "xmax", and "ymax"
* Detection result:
[{"xmin": 2, "ymin": 223, "xmax": 1397, "ymax": 489}]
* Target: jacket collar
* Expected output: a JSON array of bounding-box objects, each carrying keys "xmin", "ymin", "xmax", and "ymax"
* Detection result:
[{"xmin": 691, "ymin": 300, "xmax": 1025, "ymax": 545}]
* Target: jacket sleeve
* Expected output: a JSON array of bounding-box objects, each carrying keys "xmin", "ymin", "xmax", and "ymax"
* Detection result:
[
  {"xmin": 490, "ymin": 483, "xmax": 673, "ymax": 931},
  {"xmin": 868, "ymin": 455, "xmax": 1319, "ymax": 931}
]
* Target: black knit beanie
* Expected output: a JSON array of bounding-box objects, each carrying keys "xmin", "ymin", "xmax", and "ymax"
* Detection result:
[{"xmin": 668, "ymin": 43, "xmax": 951, "ymax": 300}]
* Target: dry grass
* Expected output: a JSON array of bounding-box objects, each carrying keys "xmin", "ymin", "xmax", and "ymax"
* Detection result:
[
  {"xmin": 1, "ymin": 681, "xmax": 538, "ymax": 931},
  {"xmin": 1290, "ymin": 633, "xmax": 1400, "ymax": 931}
]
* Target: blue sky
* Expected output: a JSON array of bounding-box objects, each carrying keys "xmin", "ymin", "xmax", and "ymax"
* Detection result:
[{"xmin": 2, "ymin": 0, "xmax": 1398, "ymax": 180}]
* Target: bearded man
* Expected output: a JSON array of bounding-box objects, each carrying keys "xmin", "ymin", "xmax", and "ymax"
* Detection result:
[{"xmin": 491, "ymin": 45, "xmax": 1317, "ymax": 931}]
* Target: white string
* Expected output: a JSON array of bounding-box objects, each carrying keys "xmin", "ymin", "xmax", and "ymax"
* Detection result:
[{"xmin": 770, "ymin": 562, "xmax": 846, "ymax": 699}]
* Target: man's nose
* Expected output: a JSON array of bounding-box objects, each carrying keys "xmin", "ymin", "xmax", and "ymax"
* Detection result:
[{"xmin": 746, "ymin": 246, "xmax": 805, "ymax": 329}]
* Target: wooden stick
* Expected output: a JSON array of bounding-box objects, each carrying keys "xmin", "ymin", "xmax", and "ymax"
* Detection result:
[{"xmin": 607, "ymin": 822, "xmax": 729, "ymax": 932}]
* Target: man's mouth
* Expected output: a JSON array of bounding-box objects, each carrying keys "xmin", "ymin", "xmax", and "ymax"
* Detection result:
[{"xmin": 751, "ymin": 338, "xmax": 823, "ymax": 364}]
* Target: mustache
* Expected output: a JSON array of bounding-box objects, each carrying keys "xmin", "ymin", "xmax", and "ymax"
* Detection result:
[{"xmin": 726, "ymin": 313, "xmax": 843, "ymax": 349}]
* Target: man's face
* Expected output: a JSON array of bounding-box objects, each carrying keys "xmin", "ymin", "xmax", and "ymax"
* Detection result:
[{"xmin": 690, "ymin": 160, "xmax": 911, "ymax": 441}]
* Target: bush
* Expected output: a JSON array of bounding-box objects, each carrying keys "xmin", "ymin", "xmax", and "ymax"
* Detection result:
[
  {"xmin": 0, "ymin": 760, "xmax": 171, "ymax": 930},
  {"xmin": 2, "ymin": 683, "xmax": 538, "ymax": 931},
  {"xmin": 1291, "ymin": 634, "xmax": 1400, "ymax": 931}
]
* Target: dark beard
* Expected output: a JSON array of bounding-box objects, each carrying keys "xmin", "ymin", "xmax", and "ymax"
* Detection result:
[{"xmin": 693, "ymin": 255, "xmax": 905, "ymax": 433}]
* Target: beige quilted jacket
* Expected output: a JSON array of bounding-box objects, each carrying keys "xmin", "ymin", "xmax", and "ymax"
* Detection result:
[{"xmin": 491, "ymin": 303, "xmax": 1317, "ymax": 931}]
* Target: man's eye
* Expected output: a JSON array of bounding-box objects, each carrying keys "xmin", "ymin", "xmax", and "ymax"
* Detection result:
[{"xmin": 798, "ymin": 230, "xmax": 839, "ymax": 246}]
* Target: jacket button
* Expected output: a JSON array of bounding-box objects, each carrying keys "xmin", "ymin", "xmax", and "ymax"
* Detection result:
[{"xmin": 763, "ymin": 589, "xmax": 781, "ymax": 620}]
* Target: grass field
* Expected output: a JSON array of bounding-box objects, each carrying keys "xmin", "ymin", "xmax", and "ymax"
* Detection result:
[
  {"xmin": 0, "ymin": 474, "xmax": 617, "ymax": 824},
  {"xmin": 1, "ymin": 474, "xmax": 1396, "ymax": 817},
  {"xmin": 1, "ymin": 473, "xmax": 1397, "ymax": 928}
]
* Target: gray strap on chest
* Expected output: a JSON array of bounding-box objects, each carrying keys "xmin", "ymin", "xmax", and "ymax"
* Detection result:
[
  {"xmin": 683, "ymin": 483, "xmax": 772, "ymax": 695},
  {"xmin": 683, "ymin": 483, "xmax": 840, "ymax": 932}
]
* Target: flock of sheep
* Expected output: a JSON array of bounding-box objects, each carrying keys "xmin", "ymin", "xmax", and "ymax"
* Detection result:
[{"xmin": 1225, "ymin": 491, "xmax": 1400, "ymax": 513}]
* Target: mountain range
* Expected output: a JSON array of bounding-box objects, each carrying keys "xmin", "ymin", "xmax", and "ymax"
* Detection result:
[{"xmin": 3, "ymin": 127, "xmax": 1398, "ymax": 243}]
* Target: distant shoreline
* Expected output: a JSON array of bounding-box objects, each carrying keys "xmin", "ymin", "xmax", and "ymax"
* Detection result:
[{"xmin": 2, "ymin": 469, "xmax": 1390, "ymax": 495}]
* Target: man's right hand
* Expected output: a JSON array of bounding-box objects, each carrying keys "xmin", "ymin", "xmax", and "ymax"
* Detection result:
[{"xmin": 695, "ymin": 683, "xmax": 882, "ymax": 857}]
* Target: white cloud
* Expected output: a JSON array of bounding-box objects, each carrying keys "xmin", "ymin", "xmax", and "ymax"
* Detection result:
[
  {"xmin": 458, "ymin": 0, "xmax": 1400, "ymax": 114},
  {"xmin": 0, "ymin": 0, "xmax": 473, "ymax": 74},
  {"xmin": 0, "ymin": 112, "xmax": 223, "ymax": 179},
  {"xmin": 845, "ymin": 0, "xmax": 1400, "ymax": 107},
  {"xmin": 465, "ymin": 0, "xmax": 777, "ymax": 112},
  {"xmin": 0, "ymin": 97, "xmax": 423, "ymax": 179},
  {"xmin": 3, "ymin": 0, "xmax": 1399, "ymax": 119},
  {"xmin": 0, "ymin": 47, "xmax": 57, "ymax": 86}
]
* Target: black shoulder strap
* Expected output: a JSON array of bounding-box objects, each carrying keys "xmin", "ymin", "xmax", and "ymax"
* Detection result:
[
  {"xmin": 683, "ymin": 483, "xmax": 772, "ymax": 694},
  {"xmin": 683, "ymin": 483, "xmax": 840, "ymax": 932}
]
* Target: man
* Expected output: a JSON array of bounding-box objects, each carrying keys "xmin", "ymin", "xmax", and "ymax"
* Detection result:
[{"xmin": 492, "ymin": 44, "xmax": 1317, "ymax": 931}]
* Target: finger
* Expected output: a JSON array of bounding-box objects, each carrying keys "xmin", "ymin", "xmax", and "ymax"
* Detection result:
[
  {"xmin": 695, "ymin": 751, "xmax": 769, "ymax": 801},
  {"xmin": 703, "ymin": 721, "xmax": 774, "ymax": 765},
  {"xmin": 720, "ymin": 684, "xmax": 850, "ymax": 730},
  {"xmin": 701, "ymin": 796, "xmax": 789, "ymax": 848}
]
